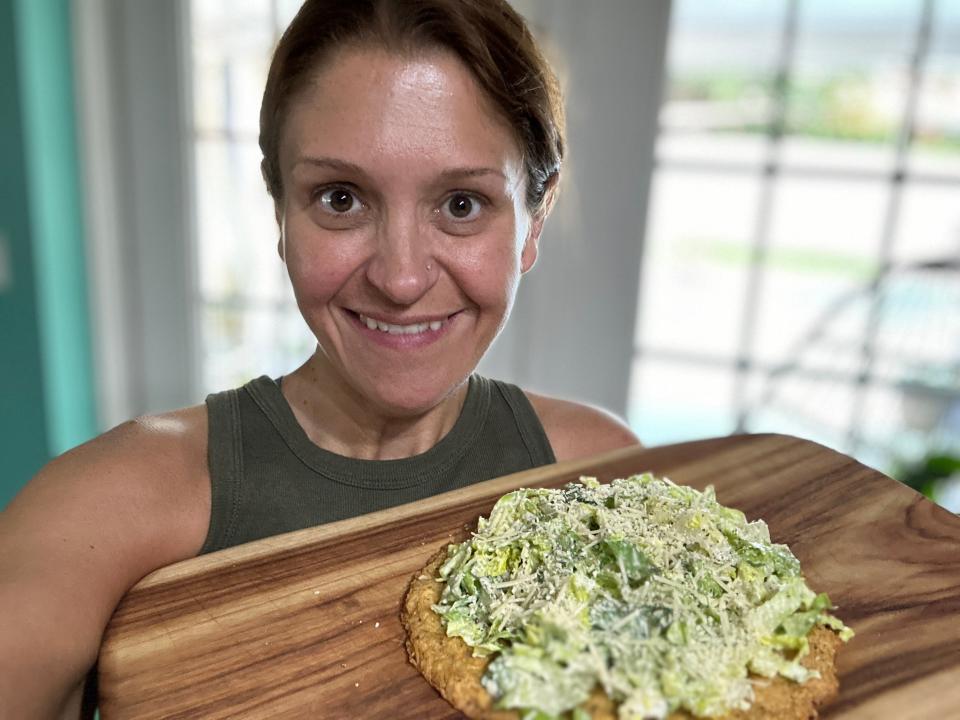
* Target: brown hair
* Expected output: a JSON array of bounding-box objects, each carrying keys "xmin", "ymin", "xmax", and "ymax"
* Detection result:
[{"xmin": 259, "ymin": 0, "xmax": 565, "ymax": 213}]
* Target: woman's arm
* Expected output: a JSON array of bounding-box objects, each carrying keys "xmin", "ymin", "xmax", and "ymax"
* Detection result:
[
  {"xmin": 524, "ymin": 391, "xmax": 641, "ymax": 462},
  {"xmin": 0, "ymin": 408, "xmax": 210, "ymax": 718}
]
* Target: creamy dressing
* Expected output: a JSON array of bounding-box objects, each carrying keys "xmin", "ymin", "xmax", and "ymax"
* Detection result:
[{"xmin": 433, "ymin": 474, "xmax": 853, "ymax": 720}]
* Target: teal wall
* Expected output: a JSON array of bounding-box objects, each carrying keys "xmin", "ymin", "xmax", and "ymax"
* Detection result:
[{"xmin": 0, "ymin": 0, "xmax": 96, "ymax": 508}]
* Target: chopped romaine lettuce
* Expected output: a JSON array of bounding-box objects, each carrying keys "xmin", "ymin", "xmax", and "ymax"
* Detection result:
[{"xmin": 433, "ymin": 474, "xmax": 853, "ymax": 719}]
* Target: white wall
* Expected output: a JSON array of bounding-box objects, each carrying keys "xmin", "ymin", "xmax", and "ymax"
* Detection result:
[
  {"xmin": 74, "ymin": 0, "xmax": 197, "ymax": 427},
  {"xmin": 480, "ymin": 0, "xmax": 671, "ymax": 418},
  {"xmin": 74, "ymin": 0, "xmax": 671, "ymax": 425}
]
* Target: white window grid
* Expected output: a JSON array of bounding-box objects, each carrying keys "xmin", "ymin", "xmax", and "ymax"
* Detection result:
[{"xmin": 634, "ymin": 0, "xmax": 960, "ymax": 473}]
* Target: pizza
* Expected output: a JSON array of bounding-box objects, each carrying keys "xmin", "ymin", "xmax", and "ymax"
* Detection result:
[{"xmin": 402, "ymin": 474, "xmax": 853, "ymax": 719}]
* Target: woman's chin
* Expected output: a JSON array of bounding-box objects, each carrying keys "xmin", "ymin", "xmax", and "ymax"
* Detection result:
[{"xmin": 357, "ymin": 375, "xmax": 467, "ymax": 419}]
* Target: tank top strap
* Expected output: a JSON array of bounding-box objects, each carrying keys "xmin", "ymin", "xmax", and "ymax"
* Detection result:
[
  {"xmin": 200, "ymin": 386, "xmax": 244, "ymax": 554},
  {"xmin": 487, "ymin": 378, "xmax": 557, "ymax": 466}
]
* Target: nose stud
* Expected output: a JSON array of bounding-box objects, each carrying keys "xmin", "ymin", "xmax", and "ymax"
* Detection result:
[{"xmin": 426, "ymin": 261, "xmax": 434, "ymax": 272}]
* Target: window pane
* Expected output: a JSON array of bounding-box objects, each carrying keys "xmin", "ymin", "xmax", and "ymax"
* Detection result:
[
  {"xmin": 191, "ymin": 0, "xmax": 273, "ymax": 137},
  {"xmin": 743, "ymin": 367, "xmax": 858, "ymax": 451},
  {"xmin": 756, "ymin": 289, "xmax": 868, "ymax": 380},
  {"xmin": 858, "ymin": 379, "xmax": 960, "ymax": 477},
  {"xmin": 656, "ymin": 133, "xmax": 770, "ymax": 167},
  {"xmin": 856, "ymin": 381, "xmax": 909, "ymax": 471},
  {"xmin": 871, "ymin": 264, "xmax": 960, "ymax": 381},
  {"xmin": 628, "ymin": 357, "xmax": 737, "ymax": 446},
  {"xmin": 910, "ymin": 0, "xmax": 960, "ymax": 178},
  {"xmin": 752, "ymin": 176, "xmax": 886, "ymax": 365},
  {"xmin": 658, "ymin": 0, "xmax": 786, "ymax": 166},
  {"xmin": 780, "ymin": 136, "xmax": 902, "ymax": 173},
  {"xmin": 201, "ymin": 305, "xmax": 315, "ymax": 395},
  {"xmin": 747, "ymin": 248, "xmax": 960, "ymax": 471},
  {"xmin": 276, "ymin": 0, "xmax": 304, "ymax": 27},
  {"xmin": 194, "ymin": 138, "xmax": 287, "ymax": 304},
  {"xmin": 862, "ymin": 261, "xmax": 960, "ymax": 494},
  {"xmin": 192, "ymin": 0, "xmax": 272, "ymax": 35},
  {"xmin": 638, "ymin": 169, "xmax": 760, "ymax": 359},
  {"xmin": 782, "ymin": 0, "xmax": 920, "ymax": 173},
  {"xmin": 892, "ymin": 181, "xmax": 960, "ymax": 263}
]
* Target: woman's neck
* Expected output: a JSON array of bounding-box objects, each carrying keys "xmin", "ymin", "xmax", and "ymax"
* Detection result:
[{"xmin": 280, "ymin": 351, "xmax": 469, "ymax": 460}]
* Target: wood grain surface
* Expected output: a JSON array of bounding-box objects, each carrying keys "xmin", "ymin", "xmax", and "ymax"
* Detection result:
[{"xmin": 97, "ymin": 434, "xmax": 960, "ymax": 719}]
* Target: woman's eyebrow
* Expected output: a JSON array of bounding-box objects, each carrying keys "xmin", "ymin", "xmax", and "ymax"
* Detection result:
[
  {"xmin": 436, "ymin": 167, "xmax": 506, "ymax": 182},
  {"xmin": 293, "ymin": 156, "xmax": 366, "ymax": 175},
  {"xmin": 294, "ymin": 156, "xmax": 506, "ymax": 183}
]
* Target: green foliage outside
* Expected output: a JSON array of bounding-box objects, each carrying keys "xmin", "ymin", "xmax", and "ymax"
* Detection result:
[
  {"xmin": 678, "ymin": 237, "xmax": 880, "ymax": 280},
  {"xmin": 670, "ymin": 72, "xmax": 960, "ymax": 154},
  {"xmin": 894, "ymin": 452, "xmax": 960, "ymax": 504}
]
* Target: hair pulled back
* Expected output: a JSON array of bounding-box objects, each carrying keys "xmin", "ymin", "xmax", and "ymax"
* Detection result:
[{"xmin": 260, "ymin": 0, "xmax": 565, "ymax": 213}]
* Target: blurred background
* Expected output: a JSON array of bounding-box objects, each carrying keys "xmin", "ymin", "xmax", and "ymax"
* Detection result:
[{"xmin": 1, "ymin": 0, "xmax": 958, "ymax": 511}]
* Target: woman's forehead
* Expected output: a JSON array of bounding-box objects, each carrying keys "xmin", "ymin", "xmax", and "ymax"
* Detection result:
[{"xmin": 279, "ymin": 47, "xmax": 524, "ymax": 181}]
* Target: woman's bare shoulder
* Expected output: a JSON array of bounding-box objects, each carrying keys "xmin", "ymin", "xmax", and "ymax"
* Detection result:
[
  {"xmin": 0, "ymin": 406, "xmax": 212, "ymax": 716},
  {"xmin": 82, "ymin": 404, "xmax": 211, "ymax": 548},
  {"xmin": 5, "ymin": 404, "xmax": 212, "ymax": 568},
  {"xmin": 523, "ymin": 391, "xmax": 641, "ymax": 463},
  {"xmin": 61, "ymin": 404, "xmax": 210, "ymax": 514},
  {"xmin": 101, "ymin": 404, "xmax": 209, "ymax": 474}
]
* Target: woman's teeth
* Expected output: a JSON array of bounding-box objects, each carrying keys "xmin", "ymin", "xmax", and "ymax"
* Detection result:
[{"xmin": 358, "ymin": 313, "xmax": 444, "ymax": 335}]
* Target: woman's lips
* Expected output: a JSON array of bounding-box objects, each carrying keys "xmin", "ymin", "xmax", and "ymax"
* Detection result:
[
  {"xmin": 356, "ymin": 312, "xmax": 446, "ymax": 335},
  {"xmin": 345, "ymin": 309, "xmax": 459, "ymax": 348}
]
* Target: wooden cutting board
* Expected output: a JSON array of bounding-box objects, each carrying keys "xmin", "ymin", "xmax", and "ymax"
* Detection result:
[{"xmin": 97, "ymin": 434, "xmax": 960, "ymax": 719}]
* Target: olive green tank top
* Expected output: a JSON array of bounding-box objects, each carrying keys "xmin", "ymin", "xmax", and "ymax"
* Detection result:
[{"xmin": 199, "ymin": 374, "xmax": 556, "ymax": 554}]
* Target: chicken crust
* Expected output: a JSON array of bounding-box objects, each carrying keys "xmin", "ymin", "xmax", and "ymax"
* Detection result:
[{"xmin": 402, "ymin": 547, "xmax": 842, "ymax": 720}]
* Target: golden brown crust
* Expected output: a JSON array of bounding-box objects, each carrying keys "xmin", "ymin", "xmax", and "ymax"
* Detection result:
[{"xmin": 402, "ymin": 548, "xmax": 842, "ymax": 720}]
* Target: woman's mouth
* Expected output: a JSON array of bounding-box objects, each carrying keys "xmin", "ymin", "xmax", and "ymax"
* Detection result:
[
  {"xmin": 356, "ymin": 312, "xmax": 446, "ymax": 336},
  {"xmin": 345, "ymin": 310, "xmax": 461, "ymax": 347}
]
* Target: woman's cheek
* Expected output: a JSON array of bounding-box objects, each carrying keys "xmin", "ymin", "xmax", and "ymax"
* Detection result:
[
  {"xmin": 453, "ymin": 236, "xmax": 522, "ymax": 307},
  {"xmin": 286, "ymin": 233, "xmax": 364, "ymax": 302}
]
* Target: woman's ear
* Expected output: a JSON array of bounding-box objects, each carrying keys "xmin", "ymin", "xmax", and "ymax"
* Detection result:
[
  {"xmin": 520, "ymin": 214, "xmax": 543, "ymax": 274},
  {"xmin": 520, "ymin": 176, "xmax": 559, "ymax": 274},
  {"xmin": 262, "ymin": 159, "xmax": 285, "ymax": 259},
  {"xmin": 272, "ymin": 199, "xmax": 285, "ymax": 261}
]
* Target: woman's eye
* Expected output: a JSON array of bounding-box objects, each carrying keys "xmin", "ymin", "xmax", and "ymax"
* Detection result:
[
  {"xmin": 317, "ymin": 187, "xmax": 362, "ymax": 214},
  {"xmin": 442, "ymin": 193, "xmax": 482, "ymax": 222}
]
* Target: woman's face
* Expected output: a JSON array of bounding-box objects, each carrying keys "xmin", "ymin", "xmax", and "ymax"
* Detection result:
[{"xmin": 276, "ymin": 47, "xmax": 543, "ymax": 416}]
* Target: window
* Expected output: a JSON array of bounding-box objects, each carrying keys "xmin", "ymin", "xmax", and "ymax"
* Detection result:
[
  {"xmin": 190, "ymin": 0, "xmax": 309, "ymax": 394},
  {"xmin": 630, "ymin": 0, "xmax": 960, "ymax": 488}
]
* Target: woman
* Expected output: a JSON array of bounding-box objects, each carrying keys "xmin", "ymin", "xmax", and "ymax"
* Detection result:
[{"xmin": 0, "ymin": 0, "xmax": 639, "ymax": 716}]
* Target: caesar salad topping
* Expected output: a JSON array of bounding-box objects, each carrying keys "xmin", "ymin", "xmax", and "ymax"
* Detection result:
[{"xmin": 433, "ymin": 474, "xmax": 853, "ymax": 720}]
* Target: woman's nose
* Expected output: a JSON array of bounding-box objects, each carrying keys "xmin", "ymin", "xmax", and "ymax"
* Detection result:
[{"xmin": 364, "ymin": 212, "xmax": 437, "ymax": 305}]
